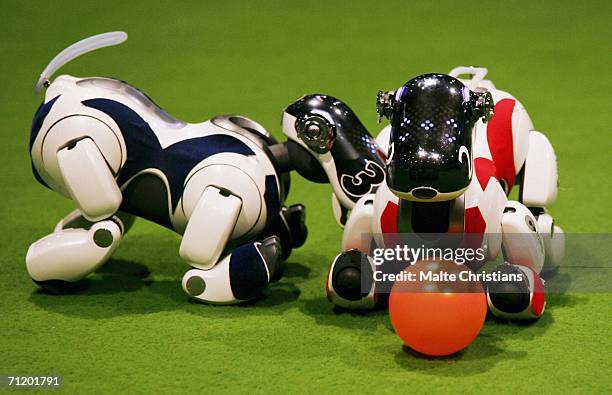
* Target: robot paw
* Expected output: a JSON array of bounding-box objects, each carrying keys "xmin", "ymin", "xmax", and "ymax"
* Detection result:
[
  {"xmin": 182, "ymin": 238, "xmax": 281, "ymax": 304},
  {"xmin": 486, "ymin": 263, "xmax": 545, "ymax": 320},
  {"xmin": 326, "ymin": 249, "xmax": 377, "ymax": 310}
]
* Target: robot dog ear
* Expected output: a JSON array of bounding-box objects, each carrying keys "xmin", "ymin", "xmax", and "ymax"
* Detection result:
[
  {"xmin": 472, "ymin": 90, "xmax": 495, "ymax": 123},
  {"xmin": 35, "ymin": 31, "xmax": 128, "ymax": 93}
]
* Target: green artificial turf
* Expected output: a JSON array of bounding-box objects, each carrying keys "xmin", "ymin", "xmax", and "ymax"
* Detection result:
[{"xmin": 1, "ymin": 0, "xmax": 611, "ymax": 393}]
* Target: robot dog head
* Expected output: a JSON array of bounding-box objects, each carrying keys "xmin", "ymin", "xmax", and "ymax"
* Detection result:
[
  {"xmin": 377, "ymin": 73, "xmax": 493, "ymax": 202},
  {"xmin": 281, "ymin": 94, "xmax": 386, "ymax": 210}
]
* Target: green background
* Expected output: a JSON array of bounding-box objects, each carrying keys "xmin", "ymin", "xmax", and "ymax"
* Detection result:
[{"xmin": 1, "ymin": 0, "xmax": 610, "ymax": 393}]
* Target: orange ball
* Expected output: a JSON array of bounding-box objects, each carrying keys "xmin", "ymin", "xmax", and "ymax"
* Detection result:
[{"xmin": 389, "ymin": 260, "xmax": 487, "ymax": 357}]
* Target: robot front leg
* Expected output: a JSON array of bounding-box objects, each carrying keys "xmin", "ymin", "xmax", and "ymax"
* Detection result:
[
  {"xmin": 182, "ymin": 237, "xmax": 283, "ymax": 304},
  {"xmin": 326, "ymin": 249, "xmax": 378, "ymax": 310},
  {"xmin": 27, "ymin": 210, "xmax": 131, "ymax": 294},
  {"xmin": 486, "ymin": 201, "xmax": 550, "ymax": 320},
  {"xmin": 178, "ymin": 185, "xmax": 283, "ymax": 304},
  {"xmin": 325, "ymin": 194, "xmax": 379, "ymax": 310}
]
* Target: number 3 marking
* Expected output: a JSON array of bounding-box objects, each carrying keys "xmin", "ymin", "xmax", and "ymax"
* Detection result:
[{"xmin": 340, "ymin": 160, "xmax": 385, "ymax": 198}]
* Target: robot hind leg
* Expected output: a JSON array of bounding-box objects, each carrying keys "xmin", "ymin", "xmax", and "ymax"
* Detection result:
[
  {"xmin": 27, "ymin": 210, "xmax": 131, "ymax": 294},
  {"xmin": 179, "ymin": 184, "xmax": 284, "ymax": 304},
  {"xmin": 519, "ymin": 130, "xmax": 565, "ymax": 272}
]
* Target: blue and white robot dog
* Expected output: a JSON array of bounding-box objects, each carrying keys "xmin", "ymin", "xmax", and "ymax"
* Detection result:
[{"xmin": 27, "ymin": 32, "xmax": 383, "ymax": 304}]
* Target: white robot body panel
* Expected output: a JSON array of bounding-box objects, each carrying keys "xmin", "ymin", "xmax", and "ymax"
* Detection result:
[
  {"xmin": 56, "ymin": 138, "xmax": 123, "ymax": 221},
  {"xmin": 521, "ymin": 131, "xmax": 559, "ymax": 208},
  {"xmin": 179, "ymin": 185, "xmax": 243, "ymax": 269}
]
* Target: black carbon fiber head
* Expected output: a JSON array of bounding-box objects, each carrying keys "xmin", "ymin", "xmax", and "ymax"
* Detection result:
[
  {"xmin": 284, "ymin": 94, "xmax": 386, "ymax": 203},
  {"xmin": 385, "ymin": 74, "xmax": 482, "ymax": 200}
]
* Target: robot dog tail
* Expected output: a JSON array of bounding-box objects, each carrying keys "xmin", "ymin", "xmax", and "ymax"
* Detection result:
[{"xmin": 34, "ymin": 31, "xmax": 127, "ymax": 93}]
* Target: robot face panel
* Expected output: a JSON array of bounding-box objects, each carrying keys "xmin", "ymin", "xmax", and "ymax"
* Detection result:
[{"xmin": 385, "ymin": 74, "xmax": 482, "ymax": 201}]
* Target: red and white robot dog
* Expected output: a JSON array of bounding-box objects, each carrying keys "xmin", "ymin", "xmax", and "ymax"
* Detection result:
[{"xmin": 315, "ymin": 67, "xmax": 565, "ymax": 319}]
